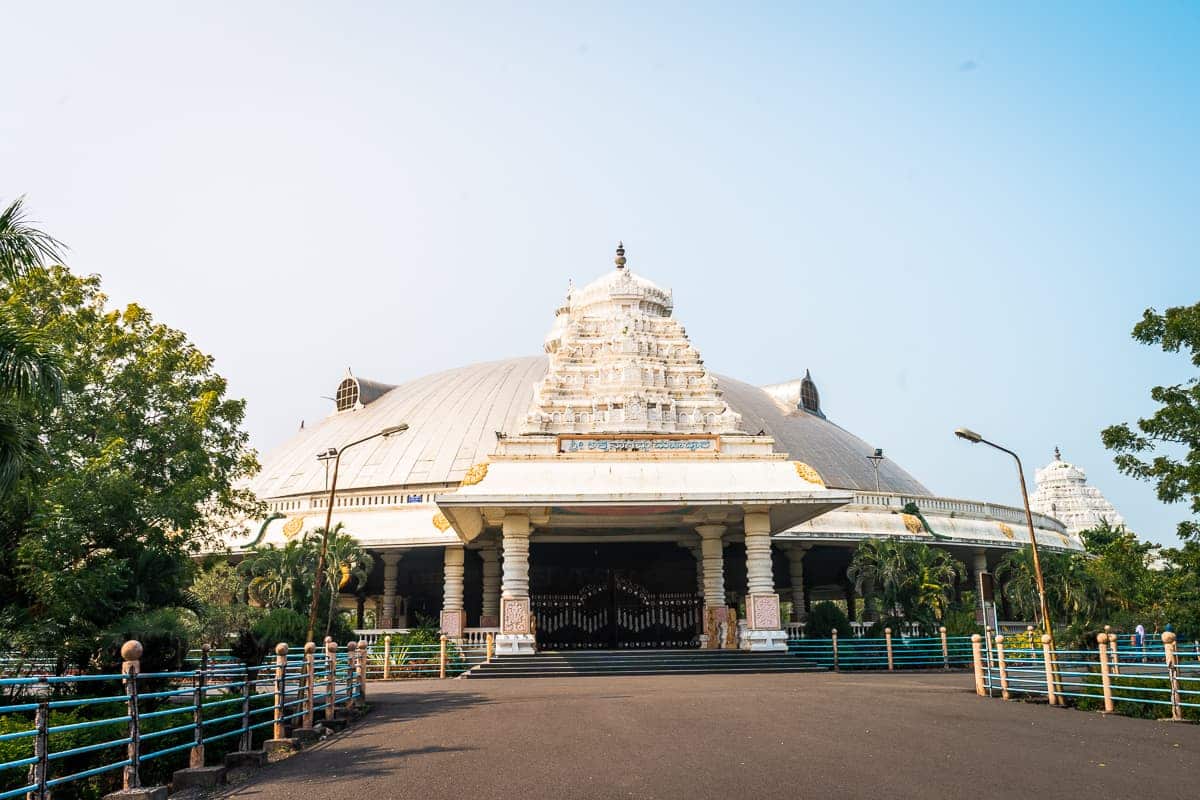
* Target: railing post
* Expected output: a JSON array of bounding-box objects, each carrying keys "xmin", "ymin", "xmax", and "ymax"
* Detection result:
[
  {"xmin": 1041, "ymin": 634, "xmax": 1057, "ymax": 706},
  {"xmin": 995, "ymin": 635, "xmax": 1010, "ymax": 700},
  {"xmin": 1164, "ymin": 632, "xmax": 1182, "ymax": 722},
  {"xmin": 486, "ymin": 632, "xmax": 494, "ymax": 664},
  {"xmin": 324, "ymin": 639, "xmax": 337, "ymax": 720},
  {"xmin": 439, "ymin": 634, "xmax": 448, "ymax": 679},
  {"xmin": 355, "ymin": 642, "xmax": 368, "ymax": 708},
  {"xmin": 383, "ymin": 635, "xmax": 392, "ymax": 680},
  {"xmin": 884, "ymin": 627, "xmax": 894, "ymax": 671},
  {"xmin": 239, "ymin": 665, "xmax": 253, "ymax": 752},
  {"xmin": 27, "ymin": 700, "xmax": 48, "ymax": 800},
  {"xmin": 971, "ymin": 634, "xmax": 985, "ymax": 696},
  {"xmin": 831, "ymin": 629, "xmax": 840, "ymax": 672},
  {"xmin": 190, "ymin": 643, "xmax": 210, "ymax": 768},
  {"xmin": 303, "ymin": 642, "xmax": 316, "ymax": 729},
  {"xmin": 121, "ymin": 639, "xmax": 143, "ymax": 791},
  {"xmin": 1105, "ymin": 625, "xmax": 1120, "ymax": 676},
  {"xmin": 940, "ymin": 626, "xmax": 949, "ymax": 670},
  {"xmin": 272, "ymin": 643, "xmax": 288, "ymax": 740},
  {"xmin": 1097, "ymin": 634, "xmax": 1115, "ymax": 713}
]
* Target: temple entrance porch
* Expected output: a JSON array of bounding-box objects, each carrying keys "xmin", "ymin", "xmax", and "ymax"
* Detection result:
[{"xmin": 530, "ymin": 541, "xmax": 703, "ymax": 650}]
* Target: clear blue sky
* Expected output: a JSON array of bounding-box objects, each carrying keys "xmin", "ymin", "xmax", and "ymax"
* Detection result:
[{"xmin": 3, "ymin": 3, "xmax": 1196, "ymax": 544}]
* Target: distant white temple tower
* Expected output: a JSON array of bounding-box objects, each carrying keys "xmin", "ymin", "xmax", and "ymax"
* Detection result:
[{"xmin": 1029, "ymin": 448, "xmax": 1126, "ymax": 536}]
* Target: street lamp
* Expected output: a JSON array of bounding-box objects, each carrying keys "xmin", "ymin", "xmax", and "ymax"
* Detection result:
[
  {"xmin": 953, "ymin": 427, "xmax": 1057, "ymax": 657},
  {"xmin": 866, "ymin": 448, "xmax": 885, "ymax": 492},
  {"xmin": 305, "ymin": 423, "xmax": 409, "ymax": 642}
]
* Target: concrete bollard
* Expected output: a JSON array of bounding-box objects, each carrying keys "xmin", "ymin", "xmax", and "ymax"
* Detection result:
[
  {"xmin": 122, "ymin": 639, "xmax": 144, "ymax": 790},
  {"xmin": 1164, "ymin": 632, "xmax": 1182, "ymax": 722},
  {"xmin": 486, "ymin": 632, "xmax": 494, "ymax": 664},
  {"xmin": 439, "ymin": 634, "xmax": 448, "ymax": 679},
  {"xmin": 303, "ymin": 642, "xmax": 316, "ymax": 729},
  {"xmin": 971, "ymin": 634, "xmax": 985, "ymax": 696},
  {"xmin": 1097, "ymin": 633, "xmax": 1115, "ymax": 713},
  {"xmin": 272, "ymin": 643, "xmax": 288, "ymax": 740},
  {"xmin": 355, "ymin": 642, "xmax": 368, "ymax": 708},
  {"xmin": 1105, "ymin": 625, "xmax": 1120, "ymax": 675},
  {"xmin": 103, "ymin": 640, "xmax": 168, "ymax": 800},
  {"xmin": 324, "ymin": 639, "xmax": 338, "ymax": 721},
  {"xmin": 383, "ymin": 635, "xmax": 392, "ymax": 680},
  {"xmin": 940, "ymin": 626, "xmax": 949, "ymax": 670},
  {"xmin": 1041, "ymin": 634, "xmax": 1057, "ymax": 706},
  {"xmin": 995, "ymin": 635, "xmax": 1010, "ymax": 700},
  {"xmin": 832, "ymin": 628, "xmax": 840, "ymax": 672},
  {"xmin": 884, "ymin": 628, "xmax": 894, "ymax": 671}
]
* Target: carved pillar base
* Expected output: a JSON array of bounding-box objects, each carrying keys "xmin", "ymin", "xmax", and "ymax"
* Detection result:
[
  {"xmin": 440, "ymin": 610, "xmax": 466, "ymax": 639},
  {"xmin": 741, "ymin": 593, "xmax": 787, "ymax": 652},
  {"xmin": 496, "ymin": 597, "xmax": 535, "ymax": 654}
]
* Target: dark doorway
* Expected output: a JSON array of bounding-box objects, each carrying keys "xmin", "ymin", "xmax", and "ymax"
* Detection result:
[{"xmin": 529, "ymin": 541, "xmax": 703, "ymax": 650}]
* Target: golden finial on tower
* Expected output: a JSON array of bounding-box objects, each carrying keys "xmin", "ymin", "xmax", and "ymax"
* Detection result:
[{"xmin": 614, "ymin": 241, "xmax": 626, "ymax": 269}]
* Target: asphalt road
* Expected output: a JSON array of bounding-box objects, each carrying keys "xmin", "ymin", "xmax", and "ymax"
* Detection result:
[{"xmin": 213, "ymin": 672, "xmax": 1200, "ymax": 800}]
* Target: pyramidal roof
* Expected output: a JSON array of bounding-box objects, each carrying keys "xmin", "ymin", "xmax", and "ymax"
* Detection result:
[
  {"xmin": 521, "ymin": 243, "xmax": 742, "ymax": 435},
  {"xmin": 1029, "ymin": 447, "xmax": 1126, "ymax": 536}
]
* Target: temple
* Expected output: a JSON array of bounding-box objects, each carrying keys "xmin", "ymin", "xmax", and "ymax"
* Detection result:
[
  {"xmin": 219, "ymin": 244, "xmax": 1078, "ymax": 652},
  {"xmin": 1029, "ymin": 448, "xmax": 1126, "ymax": 537}
]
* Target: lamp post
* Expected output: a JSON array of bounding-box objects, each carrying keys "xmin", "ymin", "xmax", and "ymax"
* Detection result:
[
  {"xmin": 866, "ymin": 448, "xmax": 885, "ymax": 492},
  {"xmin": 305, "ymin": 423, "xmax": 409, "ymax": 642},
  {"xmin": 953, "ymin": 428, "xmax": 1056, "ymax": 655}
]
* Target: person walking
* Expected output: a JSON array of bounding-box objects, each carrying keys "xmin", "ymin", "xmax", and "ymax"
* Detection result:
[{"xmin": 1135, "ymin": 623, "xmax": 1146, "ymax": 663}]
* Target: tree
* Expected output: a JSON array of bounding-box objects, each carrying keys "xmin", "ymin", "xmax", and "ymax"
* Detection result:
[
  {"xmin": 995, "ymin": 547, "xmax": 1102, "ymax": 624},
  {"xmin": 1102, "ymin": 302, "xmax": 1200, "ymax": 541},
  {"xmin": 0, "ymin": 265, "xmax": 260, "ymax": 664},
  {"xmin": 238, "ymin": 541, "xmax": 315, "ymax": 610},
  {"xmin": 313, "ymin": 523, "xmax": 374, "ymax": 637},
  {"xmin": 0, "ymin": 197, "xmax": 64, "ymax": 493},
  {"xmin": 847, "ymin": 539, "xmax": 965, "ymax": 631}
]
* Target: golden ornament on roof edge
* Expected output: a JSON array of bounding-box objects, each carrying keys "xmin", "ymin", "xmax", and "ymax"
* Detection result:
[
  {"xmin": 432, "ymin": 512, "xmax": 451, "ymax": 532},
  {"xmin": 792, "ymin": 461, "xmax": 825, "ymax": 487},
  {"xmin": 462, "ymin": 462, "xmax": 489, "ymax": 486},
  {"xmin": 900, "ymin": 513, "xmax": 923, "ymax": 535},
  {"xmin": 282, "ymin": 516, "xmax": 304, "ymax": 539},
  {"xmin": 997, "ymin": 522, "xmax": 1014, "ymax": 540}
]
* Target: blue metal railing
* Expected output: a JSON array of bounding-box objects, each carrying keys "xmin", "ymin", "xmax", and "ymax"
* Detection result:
[
  {"xmin": 788, "ymin": 633, "xmax": 975, "ymax": 670},
  {"xmin": 0, "ymin": 642, "xmax": 364, "ymax": 800}
]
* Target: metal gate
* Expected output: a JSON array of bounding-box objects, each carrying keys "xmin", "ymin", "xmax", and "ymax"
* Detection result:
[{"xmin": 531, "ymin": 573, "xmax": 702, "ymax": 650}]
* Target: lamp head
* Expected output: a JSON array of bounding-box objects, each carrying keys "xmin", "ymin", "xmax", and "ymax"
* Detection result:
[
  {"xmin": 954, "ymin": 427, "xmax": 983, "ymax": 443},
  {"xmin": 873, "ymin": 448, "xmax": 883, "ymax": 458},
  {"xmin": 381, "ymin": 423, "xmax": 409, "ymax": 437}
]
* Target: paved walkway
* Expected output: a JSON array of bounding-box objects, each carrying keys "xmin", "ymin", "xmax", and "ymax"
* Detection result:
[{"xmin": 217, "ymin": 672, "xmax": 1200, "ymax": 800}]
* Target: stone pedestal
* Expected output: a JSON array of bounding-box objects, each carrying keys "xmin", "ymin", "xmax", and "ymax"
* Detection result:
[
  {"xmin": 224, "ymin": 750, "xmax": 267, "ymax": 769},
  {"xmin": 742, "ymin": 593, "xmax": 787, "ymax": 651},
  {"xmin": 497, "ymin": 596, "xmax": 535, "ymax": 654},
  {"xmin": 440, "ymin": 609, "xmax": 466, "ymax": 638},
  {"xmin": 103, "ymin": 789, "xmax": 167, "ymax": 800},
  {"xmin": 172, "ymin": 766, "xmax": 227, "ymax": 789},
  {"xmin": 263, "ymin": 738, "xmax": 299, "ymax": 755}
]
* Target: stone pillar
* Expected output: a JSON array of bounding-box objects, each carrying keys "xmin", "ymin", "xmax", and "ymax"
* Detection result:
[
  {"xmin": 695, "ymin": 525, "xmax": 728, "ymax": 648},
  {"xmin": 440, "ymin": 545, "xmax": 466, "ymax": 639},
  {"xmin": 972, "ymin": 549, "xmax": 988, "ymax": 583},
  {"xmin": 380, "ymin": 552, "xmax": 403, "ymax": 629},
  {"xmin": 741, "ymin": 508, "xmax": 787, "ymax": 652},
  {"xmin": 479, "ymin": 544, "xmax": 501, "ymax": 627},
  {"xmin": 786, "ymin": 545, "xmax": 809, "ymax": 623},
  {"xmin": 497, "ymin": 513, "xmax": 535, "ymax": 655}
]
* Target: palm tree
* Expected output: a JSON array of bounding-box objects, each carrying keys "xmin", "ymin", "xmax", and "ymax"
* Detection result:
[
  {"xmin": 312, "ymin": 524, "xmax": 374, "ymax": 637},
  {"xmin": 238, "ymin": 541, "xmax": 315, "ymax": 610},
  {"xmin": 848, "ymin": 539, "xmax": 965, "ymax": 631},
  {"xmin": 996, "ymin": 546, "xmax": 1101, "ymax": 624},
  {"xmin": 0, "ymin": 197, "xmax": 65, "ymax": 492}
]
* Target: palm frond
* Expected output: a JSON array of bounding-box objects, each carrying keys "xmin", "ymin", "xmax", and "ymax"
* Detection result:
[
  {"xmin": 0, "ymin": 312, "xmax": 62, "ymax": 404},
  {"xmin": 0, "ymin": 196, "xmax": 67, "ymax": 282}
]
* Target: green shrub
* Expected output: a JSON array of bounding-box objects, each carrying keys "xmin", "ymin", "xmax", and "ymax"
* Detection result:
[{"xmin": 807, "ymin": 601, "xmax": 851, "ymax": 637}]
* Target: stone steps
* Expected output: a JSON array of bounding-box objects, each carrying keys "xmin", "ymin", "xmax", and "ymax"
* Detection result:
[{"xmin": 467, "ymin": 650, "xmax": 826, "ymax": 679}]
